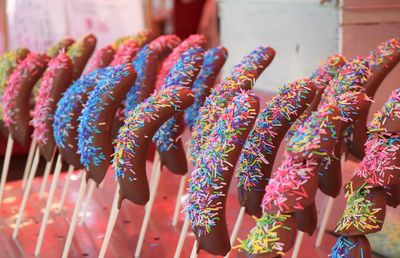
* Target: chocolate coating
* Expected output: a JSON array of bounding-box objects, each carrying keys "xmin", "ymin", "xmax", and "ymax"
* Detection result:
[
  {"xmin": 294, "ymin": 202, "xmax": 318, "ymax": 235},
  {"xmin": 386, "ymin": 182, "xmax": 400, "ymax": 208}
]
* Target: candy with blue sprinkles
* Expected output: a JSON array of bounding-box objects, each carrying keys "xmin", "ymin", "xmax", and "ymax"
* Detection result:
[
  {"xmin": 152, "ymin": 47, "xmax": 204, "ymax": 152},
  {"xmin": 77, "ymin": 64, "xmax": 135, "ymax": 184},
  {"xmin": 124, "ymin": 35, "xmax": 181, "ymax": 118},
  {"xmin": 53, "ymin": 66, "xmax": 114, "ymax": 168},
  {"xmin": 330, "ymin": 236, "xmax": 371, "ymax": 258}
]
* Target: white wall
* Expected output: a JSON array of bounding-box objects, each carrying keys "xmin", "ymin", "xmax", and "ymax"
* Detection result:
[{"xmin": 219, "ymin": 0, "xmax": 339, "ymax": 93}]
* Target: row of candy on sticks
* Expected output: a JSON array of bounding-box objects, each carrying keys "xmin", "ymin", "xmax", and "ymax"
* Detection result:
[
  {"xmin": 228, "ymin": 41, "xmax": 400, "ymax": 258},
  {"xmin": 0, "ymin": 28, "xmax": 398, "ymax": 257},
  {"xmin": 181, "ymin": 37, "xmax": 400, "ymax": 258},
  {"xmin": 0, "ymin": 30, "xmax": 215, "ymax": 257}
]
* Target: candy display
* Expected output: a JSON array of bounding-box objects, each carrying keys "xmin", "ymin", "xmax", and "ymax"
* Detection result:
[
  {"xmin": 2, "ymin": 29, "xmax": 400, "ymax": 258},
  {"xmin": 237, "ymin": 58, "xmax": 371, "ymax": 257}
]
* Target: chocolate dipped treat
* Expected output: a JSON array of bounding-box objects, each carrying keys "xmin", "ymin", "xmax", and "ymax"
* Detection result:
[
  {"xmin": 113, "ymin": 87, "xmax": 194, "ymax": 206},
  {"xmin": 47, "ymin": 37, "xmax": 75, "ymax": 58},
  {"xmin": 152, "ymin": 47, "xmax": 204, "ymax": 175},
  {"xmin": 0, "ymin": 48, "xmax": 30, "ymax": 135},
  {"xmin": 2, "ymin": 52, "xmax": 49, "ymax": 145},
  {"xmin": 188, "ymin": 91, "xmax": 259, "ymax": 256},
  {"xmin": 31, "ymin": 51, "xmax": 73, "ymax": 161},
  {"xmin": 53, "ymin": 67, "xmax": 115, "ymax": 168},
  {"xmin": 77, "ymin": 64, "xmax": 136, "ymax": 185},
  {"xmin": 347, "ymin": 38, "xmax": 400, "ymax": 159},
  {"xmin": 237, "ymin": 78, "xmax": 316, "ymax": 217}
]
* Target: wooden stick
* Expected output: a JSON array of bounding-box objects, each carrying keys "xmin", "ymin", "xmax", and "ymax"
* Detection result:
[
  {"xmin": 224, "ymin": 206, "xmax": 245, "ymax": 258},
  {"xmin": 61, "ymin": 171, "xmax": 88, "ymax": 258},
  {"xmin": 291, "ymin": 231, "xmax": 304, "ymax": 258},
  {"xmin": 173, "ymin": 215, "xmax": 190, "ymax": 258},
  {"xmin": 34, "ymin": 155, "xmax": 63, "ymax": 255},
  {"xmin": 190, "ymin": 240, "xmax": 198, "ymax": 258},
  {"xmin": 172, "ymin": 175, "xmax": 187, "ymax": 226},
  {"xmin": 0, "ymin": 134, "xmax": 14, "ymax": 206},
  {"xmin": 172, "ymin": 147, "xmax": 191, "ymax": 226},
  {"xmin": 315, "ymin": 197, "xmax": 334, "ymax": 247},
  {"xmin": 12, "ymin": 147, "xmax": 40, "ymax": 239},
  {"xmin": 21, "ymin": 138, "xmax": 37, "ymax": 189},
  {"xmin": 148, "ymin": 152, "xmax": 160, "ymax": 191},
  {"xmin": 98, "ymin": 185, "xmax": 120, "ymax": 258},
  {"xmin": 134, "ymin": 158, "xmax": 162, "ymax": 257},
  {"xmin": 315, "ymin": 153, "xmax": 345, "ymax": 247},
  {"xmin": 58, "ymin": 165, "xmax": 75, "ymax": 211},
  {"xmin": 79, "ymin": 179, "xmax": 96, "ymax": 224},
  {"xmin": 38, "ymin": 153, "xmax": 55, "ymax": 199}
]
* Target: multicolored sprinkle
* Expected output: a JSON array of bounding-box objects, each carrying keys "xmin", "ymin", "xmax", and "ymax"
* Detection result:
[
  {"xmin": 236, "ymin": 213, "xmax": 293, "ymax": 255},
  {"xmin": 113, "ymin": 86, "xmax": 193, "ymax": 180},
  {"xmin": 187, "ymin": 91, "xmax": 259, "ymax": 236},
  {"xmin": 184, "ymin": 47, "xmax": 228, "ymax": 130}
]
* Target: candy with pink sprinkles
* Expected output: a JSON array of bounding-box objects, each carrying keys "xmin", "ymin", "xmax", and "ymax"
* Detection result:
[{"xmin": 31, "ymin": 51, "xmax": 71, "ymax": 145}]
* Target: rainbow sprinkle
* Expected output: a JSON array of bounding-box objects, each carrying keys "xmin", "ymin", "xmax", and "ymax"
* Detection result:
[
  {"xmin": 366, "ymin": 38, "xmax": 400, "ymax": 71},
  {"xmin": 286, "ymin": 105, "xmax": 340, "ymax": 159},
  {"xmin": 77, "ymin": 64, "xmax": 132, "ymax": 169},
  {"xmin": 113, "ymin": 87, "xmax": 194, "ymax": 180},
  {"xmin": 184, "ymin": 47, "xmax": 228, "ymax": 130},
  {"xmin": 187, "ymin": 91, "xmax": 259, "ymax": 236},
  {"xmin": 152, "ymin": 47, "xmax": 204, "ymax": 152},
  {"xmin": 31, "ymin": 51, "xmax": 71, "ymax": 145},
  {"xmin": 47, "ymin": 38, "xmax": 74, "ymax": 58},
  {"xmin": 237, "ymin": 78, "xmax": 314, "ymax": 190},
  {"xmin": 190, "ymin": 46, "xmax": 274, "ymax": 165},
  {"xmin": 235, "ymin": 213, "xmax": 293, "ymax": 255},
  {"xmin": 336, "ymin": 183, "xmax": 382, "ymax": 233},
  {"xmin": 2, "ymin": 53, "xmax": 49, "ymax": 128},
  {"xmin": 368, "ymin": 88, "xmax": 400, "ymax": 133}
]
